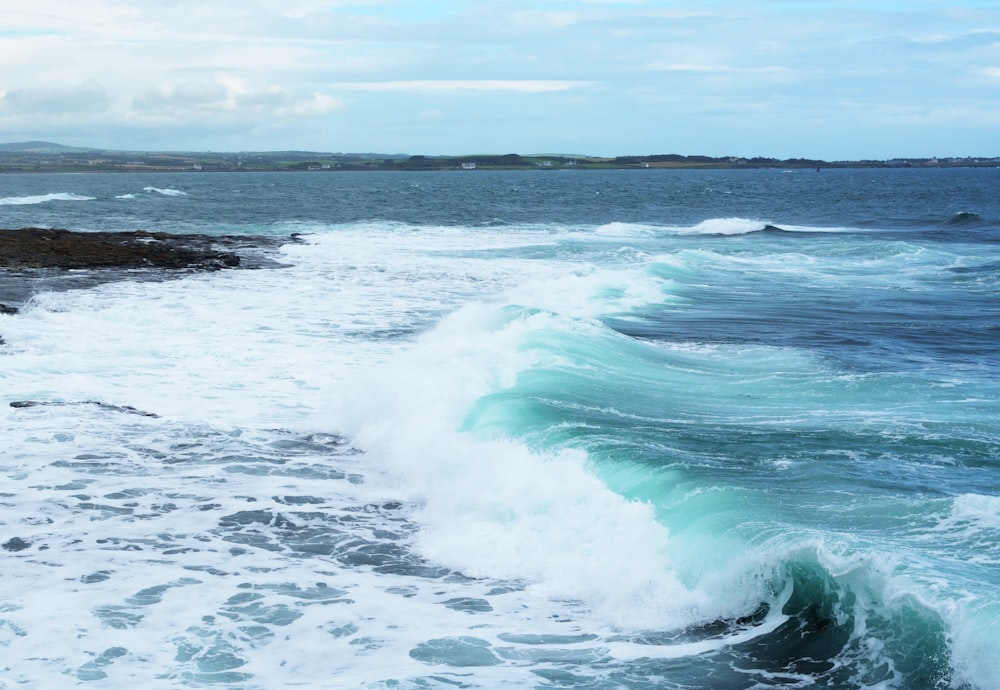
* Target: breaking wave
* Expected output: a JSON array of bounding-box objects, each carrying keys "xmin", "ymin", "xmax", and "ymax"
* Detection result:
[
  {"xmin": 142, "ymin": 187, "xmax": 188, "ymax": 197},
  {"xmin": 0, "ymin": 192, "xmax": 96, "ymax": 206}
]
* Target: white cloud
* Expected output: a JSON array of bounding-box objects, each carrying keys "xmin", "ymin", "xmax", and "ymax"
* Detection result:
[
  {"xmin": 0, "ymin": 82, "xmax": 110, "ymax": 114},
  {"xmin": 642, "ymin": 62, "xmax": 787, "ymax": 75},
  {"xmin": 275, "ymin": 92, "xmax": 346, "ymax": 117},
  {"xmin": 128, "ymin": 76, "xmax": 344, "ymax": 119},
  {"xmin": 132, "ymin": 80, "xmax": 229, "ymax": 111},
  {"xmin": 332, "ymin": 80, "xmax": 589, "ymax": 93},
  {"xmin": 509, "ymin": 10, "xmax": 586, "ymax": 29}
]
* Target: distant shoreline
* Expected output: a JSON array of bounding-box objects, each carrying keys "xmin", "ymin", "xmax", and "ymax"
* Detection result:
[
  {"xmin": 1, "ymin": 143, "xmax": 996, "ymax": 173},
  {"xmin": 4, "ymin": 161, "xmax": 996, "ymax": 173}
]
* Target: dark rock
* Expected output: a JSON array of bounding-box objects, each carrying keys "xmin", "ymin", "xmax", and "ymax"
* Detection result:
[
  {"xmin": 0, "ymin": 227, "xmax": 243, "ymax": 270},
  {"xmin": 0, "ymin": 228, "xmax": 298, "ymax": 312},
  {"xmin": 3, "ymin": 537, "xmax": 31, "ymax": 552},
  {"xmin": 9, "ymin": 400, "xmax": 159, "ymax": 417}
]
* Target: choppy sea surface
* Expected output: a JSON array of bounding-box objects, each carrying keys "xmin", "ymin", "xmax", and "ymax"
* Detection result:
[{"xmin": 1, "ymin": 168, "xmax": 998, "ymax": 689}]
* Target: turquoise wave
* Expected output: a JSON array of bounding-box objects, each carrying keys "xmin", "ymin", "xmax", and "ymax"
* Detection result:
[{"xmin": 442, "ymin": 272, "xmax": 997, "ymax": 688}]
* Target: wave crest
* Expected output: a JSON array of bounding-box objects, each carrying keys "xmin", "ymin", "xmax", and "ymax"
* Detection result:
[
  {"xmin": 945, "ymin": 211, "xmax": 984, "ymax": 226},
  {"xmin": 593, "ymin": 218, "xmax": 772, "ymax": 237},
  {"xmin": 686, "ymin": 217, "xmax": 771, "ymax": 235},
  {"xmin": 0, "ymin": 192, "xmax": 95, "ymax": 206},
  {"xmin": 143, "ymin": 187, "xmax": 188, "ymax": 197}
]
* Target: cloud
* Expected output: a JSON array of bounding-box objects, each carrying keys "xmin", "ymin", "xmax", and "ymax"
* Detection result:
[
  {"xmin": 130, "ymin": 77, "xmax": 343, "ymax": 119},
  {"xmin": 912, "ymin": 30, "xmax": 1000, "ymax": 48},
  {"xmin": 642, "ymin": 62, "xmax": 788, "ymax": 75},
  {"xmin": 275, "ymin": 92, "xmax": 345, "ymax": 117},
  {"xmin": 332, "ymin": 80, "xmax": 590, "ymax": 93},
  {"xmin": 132, "ymin": 80, "xmax": 229, "ymax": 111},
  {"xmin": 0, "ymin": 82, "xmax": 110, "ymax": 115},
  {"xmin": 508, "ymin": 10, "xmax": 586, "ymax": 29}
]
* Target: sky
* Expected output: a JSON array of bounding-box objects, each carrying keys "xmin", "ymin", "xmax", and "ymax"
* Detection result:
[{"xmin": 0, "ymin": 0, "xmax": 998, "ymax": 159}]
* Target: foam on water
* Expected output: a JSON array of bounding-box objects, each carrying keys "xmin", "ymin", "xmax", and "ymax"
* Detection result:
[
  {"xmin": 1, "ymin": 209, "xmax": 998, "ymax": 688},
  {"xmin": 328, "ymin": 305, "xmax": 726, "ymax": 630},
  {"xmin": 684, "ymin": 217, "xmax": 769, "ymax": 235},
  {"xmin": 594, "ymin": 217, "xmax": 858, "ymax": 236},
  {"xmin": 143, "ymin": 187, "xmax": 188, "ymax": 197},
  {"xmin": 0, "ymin": 192, "xmax": 96, "ymax": 205},
  {"xmin": 0, "ymin": 223, "xmax": 798, "ymax": 687},
  {"xmin": 594, "ymin": 218, "xmax": 771, "ymax": 237},
  {"xmin": 0, "ymin": 222, "xmax": 697, "ymax": 687},
  {"xmin": 593, "ymin": 221, "xmax": 663, "ymax": 237},
  {"xmin": 948, "ymin": 493, "xmax": 1000, "ymax": 532}
]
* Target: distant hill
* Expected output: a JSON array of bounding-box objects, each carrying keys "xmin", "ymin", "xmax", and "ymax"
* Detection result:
[
  {"xmin": 0, "ymin": 141, "xmax": 406, "ymax": 159},
  {"xmin": 0, "ymin": 141, "xmax": 95, "ymax": 153}
]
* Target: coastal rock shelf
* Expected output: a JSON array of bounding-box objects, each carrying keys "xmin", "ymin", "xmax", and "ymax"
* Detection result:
[
  {"xmin": 0, "ymin": 227, "xmax": 293, "ymax": 309},
  {"xmin": 0, "ymin": 227, "xmax": 246, "ymax": 270}
]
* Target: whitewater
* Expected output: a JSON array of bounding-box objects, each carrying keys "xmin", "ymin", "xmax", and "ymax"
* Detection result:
[{"xmin": 0, "ymin": 168, "xmax": 998, "ymax": 689}]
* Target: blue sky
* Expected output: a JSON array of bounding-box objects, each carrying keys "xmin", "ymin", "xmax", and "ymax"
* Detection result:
[{"xmin": 0, "ymin": 0, "xmax": 998, "ymax": 158}]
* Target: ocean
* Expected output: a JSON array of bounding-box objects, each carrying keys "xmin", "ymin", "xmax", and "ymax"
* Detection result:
[{"xmin": 0, "ymin": 168, "xmax": 997, "ymax": 689}]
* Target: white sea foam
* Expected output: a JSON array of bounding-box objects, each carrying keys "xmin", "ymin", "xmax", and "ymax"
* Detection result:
[
  {"xmin": 0, "ymin": 223, "xmax": 768, "ymax": 687},
  {"xmin": 593, "ymin": 221, "xmax": 662, "ymax": 237},
  {"xmin": 778, "ymin": 223, "xmax": 860, "ymax": 233},
  {"xmin": 684, "ymin": 217, "xmax": 769, "ymax": 235},
  {"xmin": 922, "ymin": 493, "xmax": 1000, "ymax": 562},
  {"xmin": 283, "ymin": 227, "xmax": 754, "ymax": 627},
  {"xmin": 0, "ymin": 192, "xmax": 95, "ymax": 205},
  {"xmin": 328, "ymin": 305, "xmax": 728, "ymax": 630},
  {"xmin": 689, "ymin": 219, "xmax": 861, "ymax": 235},
  {"xmin": 2, "ymin": 216, "xmax": 997, "ymax": 687},
  {"xmin": 949, "ymin": 493, "xmax": 1000, "ymax": 531},
  {"xmin": 948, "ymin": 599, "xmax": 1000, "ymax": 690},
  {"xmin": 143, "ymin": 186, "xmax": 187, "ymax": 196},
  {"xmin": 594, "ymin": 218, "xmax": 770, "ymax": 237}
]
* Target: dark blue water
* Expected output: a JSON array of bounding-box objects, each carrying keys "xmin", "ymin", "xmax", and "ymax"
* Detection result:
[{"xmin": 3, "ymin": 167, "xmax": 999, "ymax": 230}]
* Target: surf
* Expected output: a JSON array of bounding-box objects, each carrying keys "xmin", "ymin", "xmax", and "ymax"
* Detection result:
[
  {"xmin": 0, "ymin": 192, "xmax": 95, "ymax": 205},
  {"xmin": 2, "ymin": 168, "xmax": 999, "ymax": 688}
]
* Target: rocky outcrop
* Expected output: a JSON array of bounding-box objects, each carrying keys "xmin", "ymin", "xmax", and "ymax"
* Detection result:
[
  {"xmin": 0, "ymin": 225, "xmax": 295, "ymax": 305},
  {"xmin": 0, "ymin": 227, "xmax": 244, "ymax": 270},
  {"xmin": 0, "ymin": 228, "xmax": 295, "ymax": 345}
]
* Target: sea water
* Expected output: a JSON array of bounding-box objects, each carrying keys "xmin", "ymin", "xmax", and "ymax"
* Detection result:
[{"xmin": 0, "ymin": 168, "xmax": 998, "ymax": 689}]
